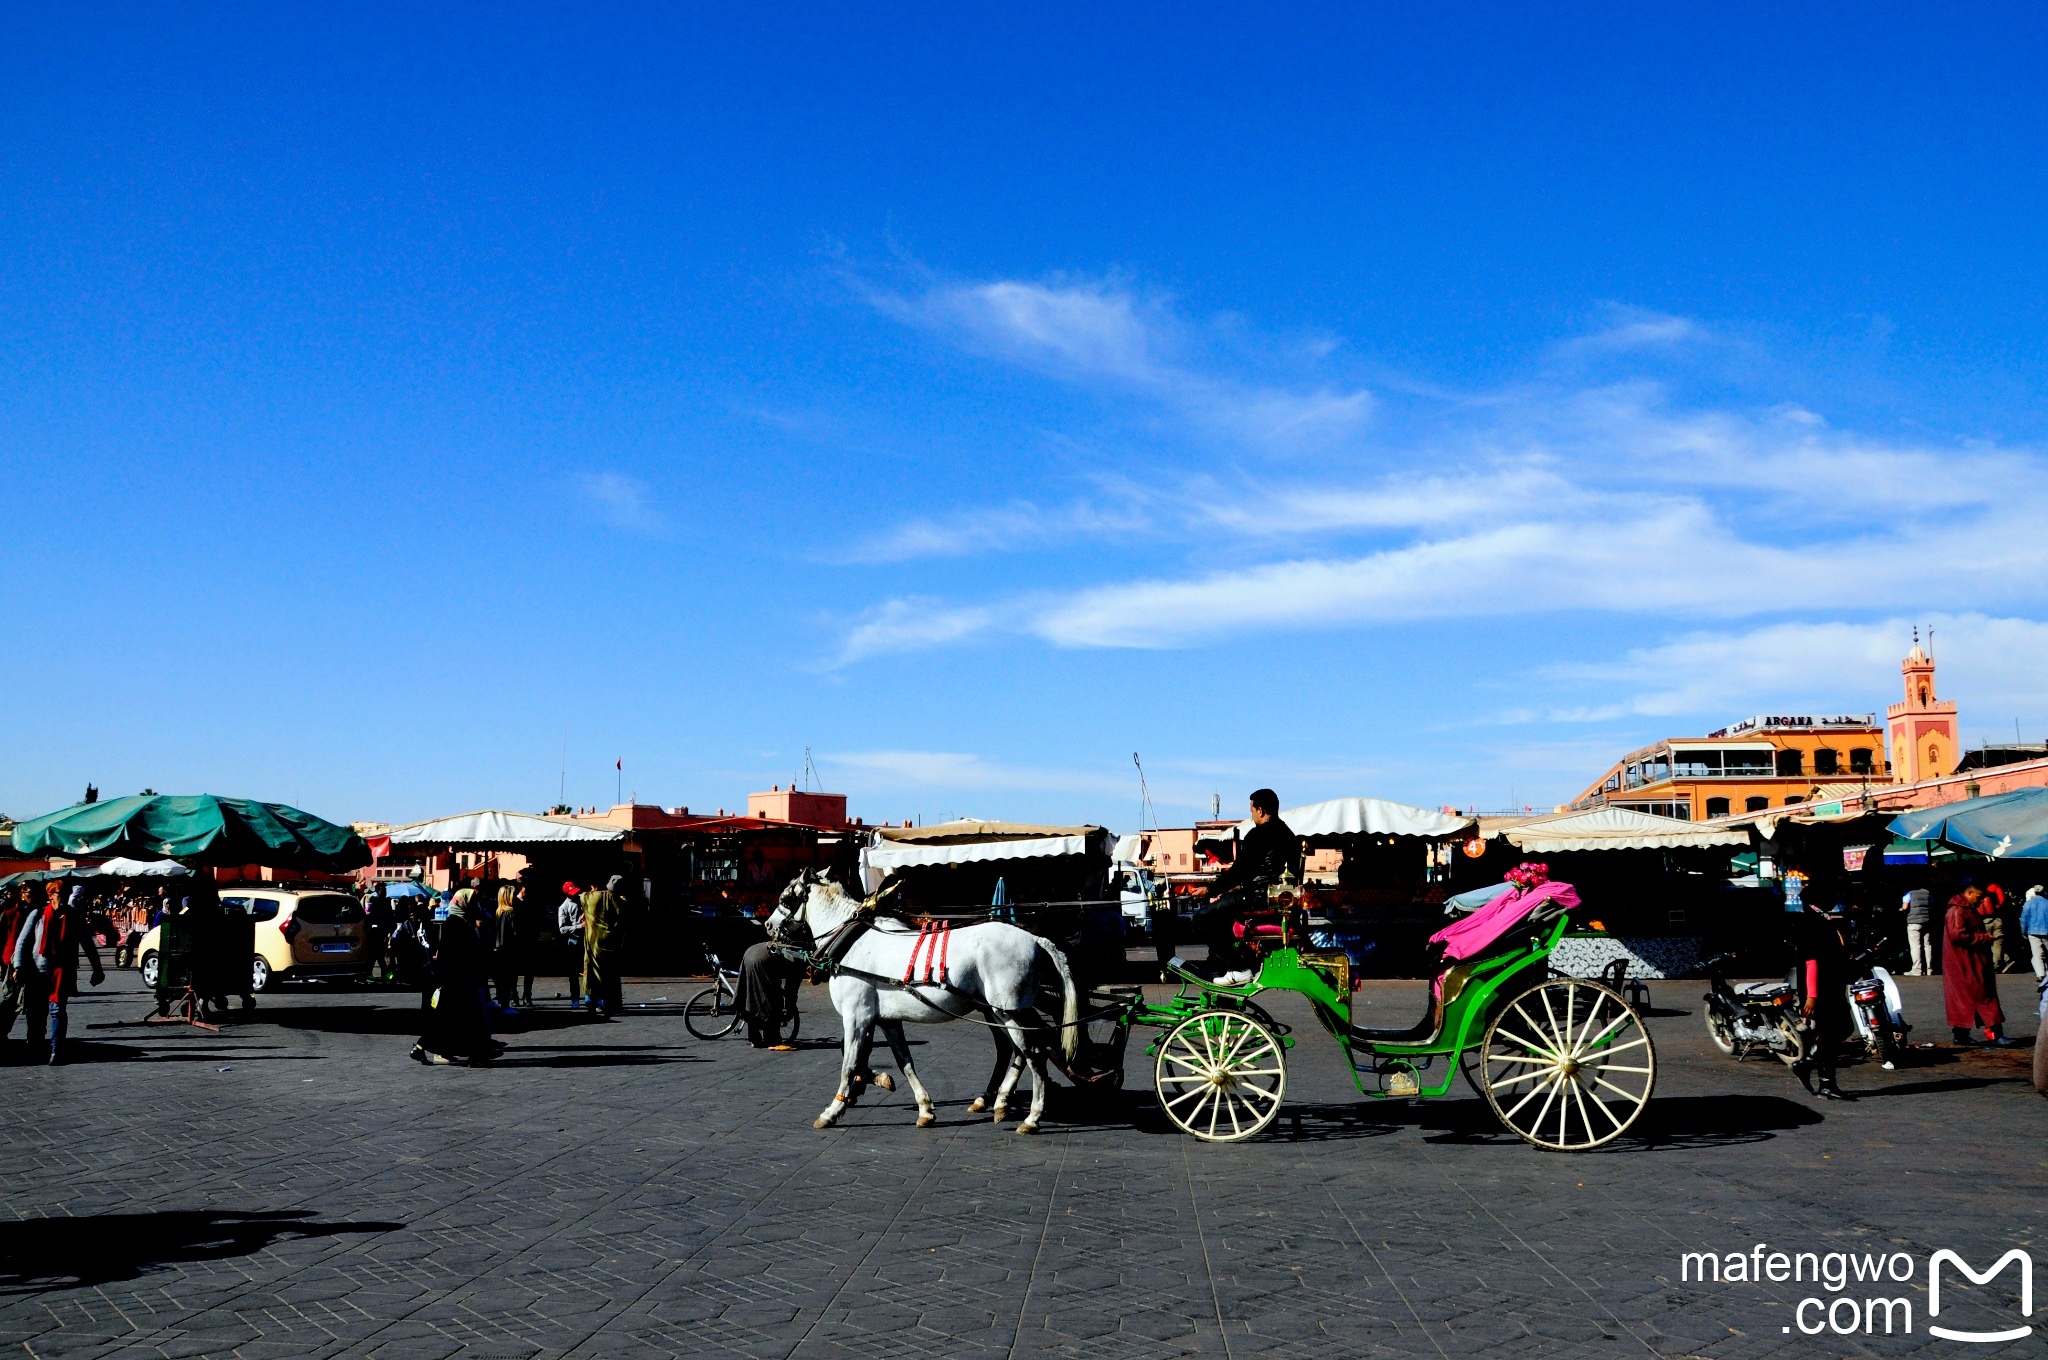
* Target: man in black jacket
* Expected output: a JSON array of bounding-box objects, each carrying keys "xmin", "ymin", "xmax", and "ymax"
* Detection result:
[{"xmin": 1199, "ymin": 790, "xmax": 1299, "ymax": 983}]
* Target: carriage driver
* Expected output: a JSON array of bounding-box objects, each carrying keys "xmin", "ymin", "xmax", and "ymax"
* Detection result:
[{"xmin": 1198, "ymin": 789, "xmax": 1300, "ymax": 985}]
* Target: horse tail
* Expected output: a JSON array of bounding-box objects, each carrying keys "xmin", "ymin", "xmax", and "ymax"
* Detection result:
[{"xmin": 1039, "ymin": 937, "xmax": 1081, "ymax": 1063}]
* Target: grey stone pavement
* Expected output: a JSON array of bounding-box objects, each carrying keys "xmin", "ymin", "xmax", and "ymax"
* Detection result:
[{"xmin": 3, "ymin": 967, "xmax": 2046, "ymax": 1360}]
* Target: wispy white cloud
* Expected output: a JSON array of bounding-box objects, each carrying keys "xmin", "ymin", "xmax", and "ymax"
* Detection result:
[
  {"xmin": 1543, "ymin": 615, "xmax": 2048, "ymax": 732},
  {"xmin": 831, "ymin": 273, "xmax": 2048, "ymax": 674},
  {"xmin": 1560, "ymin": 306, "xmax": 1702, "ymax": 354},
  {"xmin": 829, "ymin": 598, "xmax": 992, "ymax": 667},
  {"xmin": 580, "ymin": 472, "xmax": 665, "ymax": 534},
  {"xmin": 862, "ymin": 274, "xmax": 1372, "ymax": 450},
  {"xmin": 842, "ymin": 500, "xmax": 1150, "ymax": 563}
]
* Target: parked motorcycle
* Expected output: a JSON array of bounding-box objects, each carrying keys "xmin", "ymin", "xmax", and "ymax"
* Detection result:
[
  {"xmin": 1847, "ymin": 959, "xmax": 1909, "ymax": 1070},
  {"xmin": 1700, "ymin": 955, "xmax": 1805, "ymax": 1066},
  {"xmin": 1701, "ymin": 953, "xmax": 1910, "ymax": 1070}
]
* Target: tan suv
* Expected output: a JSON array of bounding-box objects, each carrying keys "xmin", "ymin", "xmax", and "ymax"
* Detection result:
[{"xmin": 136, "ymin": 888, "xmax": 369, "ymax": 992}]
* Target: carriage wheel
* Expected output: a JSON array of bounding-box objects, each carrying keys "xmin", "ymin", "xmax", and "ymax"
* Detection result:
[
  {"xmin": 1480, "ymin": 978, "xmax": 1655, "ymax": 1152},
  {"xmin": 1154, "ymin": 1009, "xmax": 1287, "ymax": 1142}
]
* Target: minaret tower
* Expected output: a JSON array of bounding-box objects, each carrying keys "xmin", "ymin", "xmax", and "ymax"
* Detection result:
[{"xmin": 1886, "ymin": 627, "xmax": 1959, "ymax": 784}]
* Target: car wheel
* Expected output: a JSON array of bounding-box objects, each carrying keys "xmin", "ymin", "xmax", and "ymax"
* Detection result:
[
  {"xmin": 251, "ymin": 956, "xmax": 272, "ymax": 993},
  {"xmin": 140, "ymin": 952, "xmax": 160, "ymax": 989}
]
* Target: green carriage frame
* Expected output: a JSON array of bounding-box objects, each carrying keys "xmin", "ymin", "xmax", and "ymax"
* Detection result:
[{"xmin": 1086, "ymin": 913, "xmax": 1658, "ymax": 1151}]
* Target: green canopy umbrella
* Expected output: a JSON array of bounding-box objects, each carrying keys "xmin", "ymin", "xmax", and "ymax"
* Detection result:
[{"xmin": 10, "ymin": 795, "xmax": 370, "ymax": 871}]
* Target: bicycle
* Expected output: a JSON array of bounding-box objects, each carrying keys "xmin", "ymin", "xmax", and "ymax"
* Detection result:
[{"xmin": 684, "ymin": 956, "xmax": 801, "ymax": 1041}]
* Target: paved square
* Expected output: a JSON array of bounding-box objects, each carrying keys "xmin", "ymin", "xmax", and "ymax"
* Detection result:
[{"xmin": 4, "ymin": 970, "xmax": 2045, "ymax": 1359}]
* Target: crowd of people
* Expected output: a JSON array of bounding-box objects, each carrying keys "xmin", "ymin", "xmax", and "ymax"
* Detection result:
[{"xmin": 403, "ymin": 872, "xmax": 629, "ymax": 1066}]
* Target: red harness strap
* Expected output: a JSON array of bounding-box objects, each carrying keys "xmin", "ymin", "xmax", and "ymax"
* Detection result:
[{"xmin": 900, "ymin": 921, "xmax": 951, "ymax": 985}]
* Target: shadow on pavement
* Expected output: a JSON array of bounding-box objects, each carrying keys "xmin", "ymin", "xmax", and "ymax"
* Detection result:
[
  {"xmin": 1086, "ymin": 1090, "xmax": 1828, "ymax": 1150},
  {"xmin": 0, "ymin": 1210, "xmax": 402, "ymax": 1293},
  {"xmin": 1845, "ymin": 1075, "xmax": 2028, "ymax": 1098},
  {"xmin": 1632, "ymin": 1094, "xmax": 1824, "ymax": 1148},
  {"xmin": 6, "ymin": 1042, "xmax": 317, "ymax": 1065},
  {"xmin": 248, "ymin": 1005, "xmax": 592, "ymax": 1037},
  {"xmin": 490, "ymin": 1044, "xmax": 708, "ymax": 1068}
]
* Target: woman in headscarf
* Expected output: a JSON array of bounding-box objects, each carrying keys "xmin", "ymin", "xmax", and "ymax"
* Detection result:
[
  {"xmin": 1943, "ymin": 882, "xmax": 2006, "ymax": 1045},
  {"xmin": 411, "ymin": 896, "xmax": 500, "ymax": 1065}
]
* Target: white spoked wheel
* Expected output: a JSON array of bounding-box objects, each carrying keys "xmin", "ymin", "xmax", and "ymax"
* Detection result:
[
  {"xmin": 1154, "ymin": 1009, "xmax": 1287, "ymax": 1142},
  {"xmin": 1480, "ymin": 978, "xmax": 1655, "ymax": 1152}
]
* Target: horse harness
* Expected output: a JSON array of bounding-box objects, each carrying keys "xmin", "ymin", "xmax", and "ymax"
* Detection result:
[{"xmin": 799, "ymin": 905, "xmax": 1054, "ymax": 1033}]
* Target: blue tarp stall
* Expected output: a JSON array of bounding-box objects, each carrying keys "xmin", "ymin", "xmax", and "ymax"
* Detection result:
[{"xmin": 1888, "ymin": 788, "xmax": 2048, "ymax": 860}]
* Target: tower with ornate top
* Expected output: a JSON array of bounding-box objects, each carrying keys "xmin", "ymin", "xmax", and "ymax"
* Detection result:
[{"xmin": 1887, "ymin": 628, "xmax": 1959, "ymax": 784}]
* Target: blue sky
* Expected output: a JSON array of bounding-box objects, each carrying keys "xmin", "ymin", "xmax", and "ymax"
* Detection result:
[{"xmin": 5, "ymin": 5, "xmax": 2048, "ymax": 829}]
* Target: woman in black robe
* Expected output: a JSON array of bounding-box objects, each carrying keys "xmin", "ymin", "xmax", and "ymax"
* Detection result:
[{"xmin": 411, "ymin": 900, "xmax": 500, "ymax": 1065}]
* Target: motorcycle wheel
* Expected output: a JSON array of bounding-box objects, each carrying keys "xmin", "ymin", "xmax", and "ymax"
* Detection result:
[{"xmin": 1703, "ymin": 1007, "xmax": 1738, "ymax": 1055}]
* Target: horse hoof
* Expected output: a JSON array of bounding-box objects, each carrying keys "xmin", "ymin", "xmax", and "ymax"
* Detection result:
[
  {"xmin": 916, "ymin": 1111, "xmax": 935, "ymax": 1128},
  {"xmin": 990, "ymin": 1109, "xmax": 1008, "ymax": 1124},
  {"xmin": 1017, "ymin": 1123, "xmax": 1039, "ymax": 1135},
  {"xmin": 812, "ymin": 1117, "xmax": 834, "ymax": 1129},
  {"xmin": 968, "ymin": 1096, "xmax": 987, "ymax": 1113},
  {"xmin": 874, "ymin": 1073, "xmax": 896, "ymax": 1092}
]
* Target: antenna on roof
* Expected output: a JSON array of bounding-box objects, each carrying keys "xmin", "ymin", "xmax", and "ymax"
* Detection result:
[
  {"xmin": 803, "ymin": 746, "xmax": 821, "ymax": 792},
  {"xmin": 1928, "ymin": 624, "xmax": 1935, "ymax": 658},
  {"xmin": 1133, "ymin": 753, "xmax": 1158, "ymax": 832},
  {"xmin": 1912, "ymin": 624, "xmax": 1919, "ymax": 648}
]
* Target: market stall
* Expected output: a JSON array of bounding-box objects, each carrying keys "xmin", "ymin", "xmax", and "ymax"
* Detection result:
[
  {"xmin": 9, "ymin": 794, "xmax": 370, "ymax": 1025},
  {"xmin": 1199, "ymin": 797, "xmax": 1474, "ymax": 976},
  {"xmin": 859, "ymin": 820, "xmax": 1124, "ymax": 981},
  {"xmin": 1463, "ymin": 806, "xmax": 1749, "ymax": 978}
]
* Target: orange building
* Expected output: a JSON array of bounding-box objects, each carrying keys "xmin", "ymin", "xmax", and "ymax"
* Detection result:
[
  {"xmin": 745, "ymin": 786, "xmax": 850, "ymax": 828},
  {"xmin": 1886, "ymin": 639, "xmax": 1959, "ymax": 784},
  {"xmin": 1571, "ymin": 638, "xmax": 1979, "ymax": 820},
  {"xmin": 1570, "ymin": 714, "xmax": 1888, "ymax": 821}
]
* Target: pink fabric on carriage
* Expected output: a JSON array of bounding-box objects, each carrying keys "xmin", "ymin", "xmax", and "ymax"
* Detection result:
[{"xmin": 1429, "ymin": 880, "xmax": 1580, "ymax": 964}]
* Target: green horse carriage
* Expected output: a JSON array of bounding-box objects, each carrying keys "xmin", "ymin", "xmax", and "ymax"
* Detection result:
[{"xmin": 1080, "ymin": 880, "xmax": 1658, "ymax": 1151}]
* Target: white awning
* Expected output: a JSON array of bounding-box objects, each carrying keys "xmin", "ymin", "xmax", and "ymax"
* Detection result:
[
  {"xmin": 863, "ymin": 834, "xmax": 1095, "ymax": 871},
  {"xmin": 94, "ymin": 857, "xmax": 192, "ymax": 877},
  {"xmin": 1498, "ymin": 807, "xmax": 1747, "ymax": 853},
  {"xmin": 1230, "ymin": 797, "xmax": 1474, "ymax": 842},
  {"xmin": 380, "ymin": 811, "xmax": 625, "ymax": 847},
  {"xmin": 1112, "ymin": 833, "xmax": 1144, "ymax": 865}
]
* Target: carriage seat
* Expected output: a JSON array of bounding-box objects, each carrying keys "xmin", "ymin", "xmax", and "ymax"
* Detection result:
[{"xmin": 1346, "ymin": 960, "xmax": 1477, "ymax": 1046}]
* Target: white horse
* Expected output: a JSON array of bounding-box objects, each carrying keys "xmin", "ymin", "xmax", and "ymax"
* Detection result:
[{"xmin": 776, "ymin": 871, "xmax": 1080, "ymax": 1134}]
